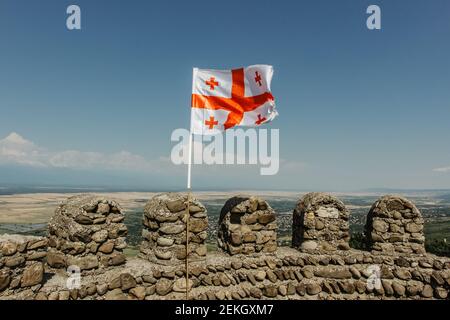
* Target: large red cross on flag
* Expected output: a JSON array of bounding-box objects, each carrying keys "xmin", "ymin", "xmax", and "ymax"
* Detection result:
[{"xmin": 190, "ymin": 65, "xmax": 278, "ymax": 135}]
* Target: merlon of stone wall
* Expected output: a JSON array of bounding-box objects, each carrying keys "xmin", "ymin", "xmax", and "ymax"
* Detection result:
[
  {"xmin": 47, "ymin": 194, "xmax": 127, "ymax": 271},
  {"xmin": 292, "ymin": 192, "xmax": 350, "ymax": 252},
  {"xmin": 139, "ymin": 193, "xmax": 208, "ymax": 265},
  {"xmin": 0, "ymin": 234, "xmax": 47, "ymax": 293},
  {"xmin": 365, "ymin": 195, "xmax": 425, "ymax": 255},
  {"xmin": 217, "ymin": 196, "xmax": 277, "ymax": 255}
]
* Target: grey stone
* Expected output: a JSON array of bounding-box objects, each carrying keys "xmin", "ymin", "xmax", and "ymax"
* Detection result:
[
  {"xmin": 75, "ymin": 215, "xmax": 93, "ymax": 225},
  {"xmin": 255, "ymin": 270, "xmax": 266, "ymax": 281},
  {"xmin": 157, "ymin": 237, "xmax": 174, "ymax": 247},
  {"xmin": 21, "ymin": 263, "xmax": 44, "ymax": 288},
  {"xmin": 160, "ymin": 224, "xmax": 186, "ymax": 235},
  {"xmin": 392, "ymin": 281, "xmax": 406, "ymax": 297},
  {"xmin": 108, "ymin": 253, "xmax": 126, "ymax": 266},
  {"xmin": 316, "ymin": 207, "xmax": 339, "ymax": 218},
  {"xmin": 27, "ymin": 238, "xmax": 48, "ymax": 250},
  {"xmin": 306, "ymin": 283, "xmax": 322, "ymax": 295},
  {"xmin": 173, "ymin": 278, "xmax": 193, "ymax": 293},
  {"xmin": 156, "ymin": 279, "xmax": 173, "ymax": 296},
  {"xmin": 59, "ymin": 291, "xmax": 70, "ymax": 300},
  {"xmin": 155, "ymin": 250, "xmax": 172, "ymax": 260},
  {"xmin": 1, "ymin": 242, "xmax": 18, "ymax": 256},
  {"xmin": 46, "ymin": 251, "xmax": 67, "ymax": 268},
  {"xmin": 301, "ymin": 240, "xmax": 318, "ymax": 251},
  {"xmin": 92, "ymin": 230, "xmax": 109, "ymax": 243},
  {"xmin": 372, "ymin": 220, "xmax": 389, "ymax": 233},
  {"xmin": 105, "ymin": 288, "xmax": 127, "ymax": 300},
  {"xmin": 314, "ymin": 267, "xmax": 352, "ymax": 279},
  {"xmin": 394, "ymin": 269, "xmax": 412, "ymax": 281},
  {"xmin": 405, "ymin": 223, "xmax": 422, "ymax": 233},
  {"xmin": 278, "ymin": 285, "xmax": 287, "ymax": 296},
  {"xmin": 129, "ymin": 286, "xmax": 146, "ymax": 300},
  {"xmin": 68, "ymin": 255, "xmax": 99, "ymax": 270},
  {"xmin": 0, "ymin": 272, "xmax": 11, "ymax": 291},
  {"xmin": 5, "ymin": 256, "xmax": 25, "ymax": 268},
  {"xmin": 120, "ymin": 273, "xmax": 137, "ymax": 291},
  {"xmin": 434, "ymin": 287, "xmax": 448, "ymax": 299},
  {"xmin": 263, "ymin": 285, "xmax": 278, "ymax": 298},
  {"xmin": 97, "ymin": 283, "xmax": 109, "ymax": 295},
  {"xmin": 48, "ymin": 292, "xmax": 59, "ymax": 300},
  {"xmin": 96, "ymin": 203, "xmax": 110, "ymax": 215},
  {"xmin": 98, "ymin": 241, "xmax": 115, "ymax": 254},
  {"xmin": 166, "ymin": 199, "xmax": 186, "ymax": 213}
]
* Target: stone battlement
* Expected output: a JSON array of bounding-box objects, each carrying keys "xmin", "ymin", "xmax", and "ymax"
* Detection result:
[{"xmin": 0, "ymin": 192, "xmax": 449, "ymax": 300}]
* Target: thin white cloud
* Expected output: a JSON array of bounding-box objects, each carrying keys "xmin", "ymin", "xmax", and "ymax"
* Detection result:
[
  {"xmin": 0, "ymin": 132, "xmax": 169, "ymax": 172},
  {"xmin": 0, "ymin": 132, "xmax": 48, "ymax": 167},
  {"xmin": 433, "ymin": 166, "xmax": 450, "ymax": 173},
  {"xmin": 0, "ymin": 132, "xmax": 307, "ymax": 178}
]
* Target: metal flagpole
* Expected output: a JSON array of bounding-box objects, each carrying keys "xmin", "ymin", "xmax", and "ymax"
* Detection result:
[
  {"xmin": 187, "ymin": 131, "xmax": 193, "ymax": 190},
  {"xmin": 185, "ymin": 131, "xmax": 193, "ymax": 300},
  {"xmin": 185, "ymin": 67, "xmax": 196, "ymax": 300}
]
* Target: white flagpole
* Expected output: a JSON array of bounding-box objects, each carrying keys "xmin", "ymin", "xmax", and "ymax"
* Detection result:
[
  {"xmin": 187, "ymin": 67, "xmax": 196, "ymax": 190},
  {"xmin": 187, "ymin": 131, "xmax": 193, "ymax": 189},
  {"xmin": 185, "ymin": 124, "xmax": 194, "ymax": 300},
  {"xmin": 185, "ymin": 67, "xmax": 197, "ymax": 300}
]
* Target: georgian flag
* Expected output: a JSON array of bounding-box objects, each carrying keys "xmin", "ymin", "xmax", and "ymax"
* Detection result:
[{"xmin": 190, "ymin": 65, "xmax": 278, "ymax": 135}]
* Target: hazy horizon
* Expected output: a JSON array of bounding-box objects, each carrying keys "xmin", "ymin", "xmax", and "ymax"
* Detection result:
[{"xmin": 1, "ymin": 182, "xmax": 450, "ymax": 196}]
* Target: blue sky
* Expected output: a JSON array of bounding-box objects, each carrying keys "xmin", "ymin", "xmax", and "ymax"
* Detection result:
[{"xmin": 0, "ymin": 0, "xmax": 449, "ymax": 191}]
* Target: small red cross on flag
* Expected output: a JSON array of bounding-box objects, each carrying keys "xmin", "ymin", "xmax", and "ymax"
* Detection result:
[
  {"xmin": 205, "ymin": 77, "xmax": 219, "ymax": 90},
  {"xmin": 255, "ymin": 114, "xmax": 267, "ymax": 125},
  {"xmin": 190, "ymin": 65, "xmax": 278, "ymax": 135},
  {"xmin": 254, "ymin": 71, "xmax": 262, "ymax": 86},
  {"xmin": 205, "ymin": 116, "xmax": 218, "ymax": 129}
]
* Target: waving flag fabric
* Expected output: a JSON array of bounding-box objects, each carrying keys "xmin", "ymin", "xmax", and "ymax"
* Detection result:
[{"xmin": 190, "ymin": 65, "xmax": 278, "ymax": 135}]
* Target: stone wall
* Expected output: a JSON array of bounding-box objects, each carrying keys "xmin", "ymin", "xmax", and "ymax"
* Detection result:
[
  {"xmin": 365, "ymin": 195, "xmax": 426, "ymax": 255},
  {"xmin": 217, "ymin": 196, "xmax": 277, "ymax": 255},
  {"xmin": 0, "ymin": 192, "xmax": 449, "ymax": 300},
  {"xmin": 139, "ymin": 193, "xmax": 208, "ymax": 265},
  {"xmin": 292, "ymin": 193, "xmax": 350, "ymax": 252},
  {"xmin": 0, "ymin": 235, "xmax": 47, "ymax": 293},
  {"xmin": 5, "ymin": 248, "xmax": 448, "ymax": 300},
  {"xmin": 47, "ymin": 195, "xmax": 127, "ymax": 271}
]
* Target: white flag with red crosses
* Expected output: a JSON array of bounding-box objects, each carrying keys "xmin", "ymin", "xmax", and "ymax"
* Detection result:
[{"xmin": 190, "ymin": 65, "xmax": 278, "ymax": 135}]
